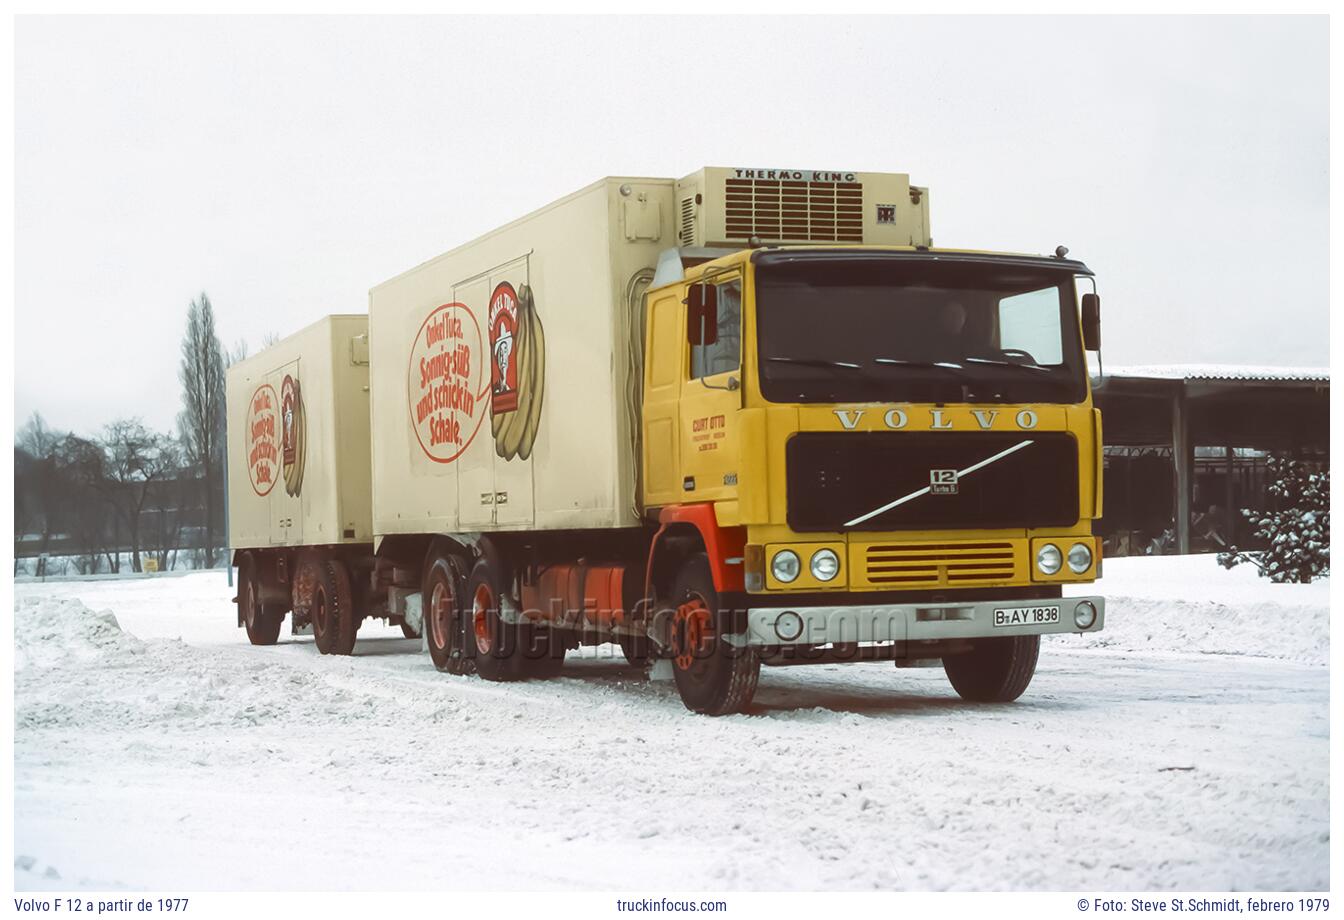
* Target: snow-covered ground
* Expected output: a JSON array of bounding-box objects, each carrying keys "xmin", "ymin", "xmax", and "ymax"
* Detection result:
[{"xmin": 13, "ymin": 556, "xmax": 1328, "ymax": 891}]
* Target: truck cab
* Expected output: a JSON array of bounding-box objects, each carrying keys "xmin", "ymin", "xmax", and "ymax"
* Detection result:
[{"xmin": 640, "ymin": 242, "xmax": 1105, "ymax": 712}]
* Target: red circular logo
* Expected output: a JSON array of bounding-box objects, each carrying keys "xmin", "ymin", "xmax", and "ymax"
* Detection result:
[
  {"xmin": 245, "ymin": 383, "xmax": 280, "ymax": 496},
  {"xmin": 408, "ymin": 302, "xmax": 491, "ymax": 463}
]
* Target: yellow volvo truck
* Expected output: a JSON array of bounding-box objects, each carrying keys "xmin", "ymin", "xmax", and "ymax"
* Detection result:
[{"xmin": 230, "ymin": 166, "xmax": 1105, "ymax": 716}]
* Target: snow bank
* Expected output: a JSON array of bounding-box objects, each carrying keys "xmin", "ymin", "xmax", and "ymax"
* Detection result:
[
  {"xmin": 14, "ymin": 596, "xmax": 146, "ymax": 672},
  {"xmin": 1063, "ymin": 554, "xmax": 1329, "ymax": 666}
]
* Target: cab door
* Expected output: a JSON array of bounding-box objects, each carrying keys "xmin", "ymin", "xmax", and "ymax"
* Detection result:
[
  {"xmin": 678, "ymin": 275, "xmax": 743, "ymax": 503},
  {"xmin": 642, "ymin": 290, "xmax": 684, "ymax": 507}
]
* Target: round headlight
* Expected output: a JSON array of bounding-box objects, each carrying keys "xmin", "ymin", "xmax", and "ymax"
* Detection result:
[
  {"xmin": 1074, "ymin": 600, "xmax": 1098, "ymax": 630},
  {"xmin": 809, "ymin": 548, "xmax": 840, "ymax": 582},
  {"xmin": 1036, "ymin": 543, "xmax": 1062, "ymax": 575},
  {"xmin": 771, "ymin": 550, "xmax": 800, "ymax": 584},
  {"xmin": 1067, "ymin": 542, "xmax": 1093, "ymax": 574}
]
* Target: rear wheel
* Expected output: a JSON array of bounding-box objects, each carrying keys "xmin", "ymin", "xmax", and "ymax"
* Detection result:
[
  {"xmin": 239, "ymin": 555, "xmax": 283, "ymax": 646},
  {"xmin": 942, "ymin": 635, "xmax": 1040, "ymax": 702},
  {"xmin": 424, "ymin": 552, "xmax": 470, "ymax": 674},
  {"xmin": 668, "ymin": 554, "xmax": 759, "ymax": 716},
  {"xmin": 312, "ymin": 560, "xmax": 358, "ymax": 656},
  {"xmin": 466, "ymin": 557, "xmax": 522, "ymax": 682}
]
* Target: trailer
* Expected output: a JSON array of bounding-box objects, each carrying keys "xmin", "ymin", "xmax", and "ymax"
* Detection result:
[
  {"xmin": 229, "ymin": 166, "xmax": 1107, "ymax": 715},
  {"xmin": 225, "ymin": 314, "xmax": 409, "ymax": 651}
]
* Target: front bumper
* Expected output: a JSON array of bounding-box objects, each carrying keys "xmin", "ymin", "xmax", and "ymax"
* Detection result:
[{"xmin": 743, "ymin": 595, "xmax": 1104, "ymax": 647}]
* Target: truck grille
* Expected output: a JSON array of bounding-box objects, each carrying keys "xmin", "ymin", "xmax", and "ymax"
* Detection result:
[
  {"xmin": 786, "ymin": 431, "xmax": 1079, "ymax": 532},
  {"xmin": 724, "ymin": 177, "xmax": 864, "ymax": 243},
  {"xmin": 864, "ymin": 541, "xmax": 1019, "ymax": 587}
]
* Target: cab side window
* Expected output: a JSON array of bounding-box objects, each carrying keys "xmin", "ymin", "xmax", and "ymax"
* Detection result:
[{"xmin": 690, "ymin": 278, "xmax": 742, "ymax": 379}]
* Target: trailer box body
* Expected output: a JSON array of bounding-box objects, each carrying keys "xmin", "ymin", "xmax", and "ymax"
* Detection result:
[
  {"xmin": 369, "ymin": 177, "xmax": 676, "ymax": 538},
  {"xmin": 226, "ymin": 315, "xmax": 372, "ymax": 550}
]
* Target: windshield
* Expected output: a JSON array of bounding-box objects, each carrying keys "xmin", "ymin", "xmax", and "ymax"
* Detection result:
[{"xmin": 755, "ymin": 254, "xmax": 1088, "ymax": 404}]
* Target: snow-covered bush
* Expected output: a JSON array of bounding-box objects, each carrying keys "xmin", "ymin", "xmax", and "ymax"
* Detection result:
[{"xmin": 1218, "ymin": 457, "xmax": 1329, "ymax": 583}]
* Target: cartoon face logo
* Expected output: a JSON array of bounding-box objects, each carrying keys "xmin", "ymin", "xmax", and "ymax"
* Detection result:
[
  {"xmin": 493, "ymin": 329, "xmax": 514, "ymax": 396},
  {"xmin": 280, "ymin": 374, "xmax": 306, "ymax": 496},
  {"xmin": 489, "ymin": 283, "xmax": 521, "ymax": 413}
]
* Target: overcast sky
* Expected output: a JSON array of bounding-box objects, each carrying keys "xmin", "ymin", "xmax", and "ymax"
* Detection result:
[{"xmin": 15, "ymin": 15, "xmax": 1328, "ymax": 437}]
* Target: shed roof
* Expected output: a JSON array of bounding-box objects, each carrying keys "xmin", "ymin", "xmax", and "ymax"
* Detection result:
[{"xmin": 1103, "ymin": 364, "xmax": 1329, "ymax": 383}]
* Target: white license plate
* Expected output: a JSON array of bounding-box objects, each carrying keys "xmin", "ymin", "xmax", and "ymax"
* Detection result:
[{"xmin": 993, "ymin": 605, "xmax": 1061, "ymax": 628}]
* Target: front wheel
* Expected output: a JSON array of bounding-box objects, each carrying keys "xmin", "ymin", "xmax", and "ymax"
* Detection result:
[
  {"xmin": 942, "ymin": 635, "xmax": 1040, "ymax": 702},
  {"xmin": 668, "ymin": 554, "xmax": 759, "ymax": 716}
]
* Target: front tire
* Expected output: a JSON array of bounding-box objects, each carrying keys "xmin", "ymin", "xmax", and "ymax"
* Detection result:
[
  {"xmin": 668, "ymin": 554, "xmax": 759, "ymax": 716},
  {"xmin": 312, "ymin": 560, "xmax": 358, "ymax": 656},
  {"xmin": 942, "ymin": 635, "xmax": 1040, "ymax": 702}
]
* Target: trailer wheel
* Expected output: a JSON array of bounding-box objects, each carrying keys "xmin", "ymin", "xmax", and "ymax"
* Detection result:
[
  {"xmin": 424, "ymin": 553, "xmax": 470, "ymax": 674},
  {"xmin": 942, "ymin": 635, "xmax": 1040, "ymax": 702},
  {"xmin": 239, "ymin": 554, "xmax": 283, "ymax": 646},
  {"xmin": 669, "ymin": 554, "xmax": 759, "ymax": 716},
  {"xmin": 312, "ymin": 560, "xmax": 358, "ymax": 656},
  {"xmin": 466, "ymin": 557, "xmax": 523, "ymax": 681}
]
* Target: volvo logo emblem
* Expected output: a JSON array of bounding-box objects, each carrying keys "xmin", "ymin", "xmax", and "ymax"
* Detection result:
[{"xmin": 832, "ymin": 407, "xmax": 1039, "ymax": 430}]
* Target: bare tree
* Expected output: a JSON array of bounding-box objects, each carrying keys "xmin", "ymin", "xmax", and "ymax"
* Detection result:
[
  {"xmin": 261, "ymin": 331, "xmax": 281, "ymax": 348},
  {"xmin": 178, "ymin": 293, "xmax": 226, "ymax": 568},
  {"xmin": 57, "ymin": 434, "xmax": 114, "ymax": 574},
  {"xmin": 100, "ymin": 419, "xmax": 180, "ymax": 573},
  {"xmin": 15, "ymin": 412, "xmax": 67, "ymax": 575},
  {"xmin": 225, "ymin": 338, "xmax": 249, "ymax": 367},
  {"xmin": 143, "ymin": 438, "xmax": 186, "ymax": 571}
]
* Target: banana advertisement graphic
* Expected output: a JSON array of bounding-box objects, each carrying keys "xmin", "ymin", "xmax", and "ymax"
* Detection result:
[
  {"xmin": 488, "ymin": 282, "xmax": 546, "ymax": 461},
  {"xmin": 281, "ymin": 374, "xmax": 306, "ymax": 496}
]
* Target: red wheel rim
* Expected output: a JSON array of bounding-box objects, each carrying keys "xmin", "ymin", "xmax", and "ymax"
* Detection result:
[
  {"xmin": 244, "ymin": 578, "xmax": 256, "ymax": 628},
  {"xmin": 430, "ymin": 580, "xmax": 452, "ymax": 650},
  {"xmin": 671, "ymin": 597, "xmax": 712, "ymax": 671},
  {"xmin": 472, "ymin": 583, "xmax": 494, "ymax": 655}
]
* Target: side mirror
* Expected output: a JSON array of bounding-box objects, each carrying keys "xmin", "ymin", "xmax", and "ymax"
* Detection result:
[
  {"xmin": 687, "ymin": 283, "xmax": 719, "ymax": 347},
  {"xmin": 1081, "ymin": 293, "xmax": 1101, "ymax": 351}
]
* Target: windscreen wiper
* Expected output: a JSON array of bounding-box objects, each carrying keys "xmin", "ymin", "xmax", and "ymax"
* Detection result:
[
  {"xmin": 765, "ymin": 356, "xmax": 863, "ymax": 370},
  {"xmin": 964, "ymin": 357, "xmax": 1052, "ymax": 373},
  {"xmin": 872, "ymin": 357, "xmax": 965, "ymax": 371}
]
